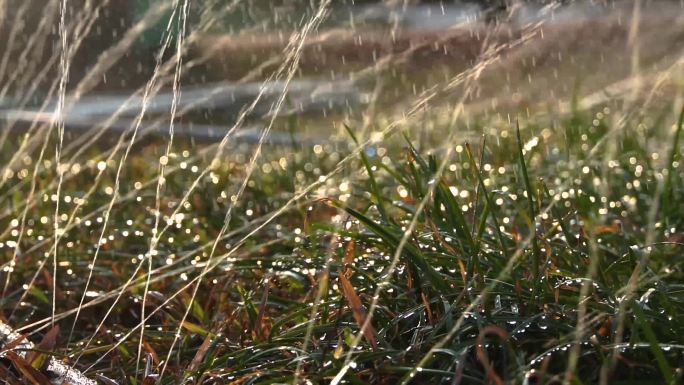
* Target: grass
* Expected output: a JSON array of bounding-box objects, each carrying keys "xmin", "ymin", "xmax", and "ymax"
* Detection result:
[{"xmin": 1, "ymin": 103, "xmax": 684, "ymax": 385}]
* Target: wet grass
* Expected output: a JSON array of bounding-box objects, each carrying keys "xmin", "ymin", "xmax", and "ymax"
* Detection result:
[{"xmin": 1, "ymin": 104, "xmax": 684, "ymax": 385}]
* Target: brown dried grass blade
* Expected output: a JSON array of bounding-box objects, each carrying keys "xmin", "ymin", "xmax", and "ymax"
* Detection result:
[
  {"xmin": 342, "ymin": 240, "xmax": 355, "ymax": 278},
  {"xmin": 143, "ymin": 341, "xmax": 159, "ymax": 366},
  {"xmin": 26, "ymin": 325, "xmax": 59, "ymax": 369},
  {"xmin": 338, "ymin": 269, "xmax": 377, "ymax": 350},
  {"xmin": 0, "ymin": 333, "xmax": 28, "ymax": 354},
  {"xmin": 5, "ymin": 351, "xmax": 52, "ymax": 385},
  {"xmin": 187, "ymin": 333, "xmax": 214, "ymax": 374},
  {"xmin": 254, "ymin": 278, "xmax": 270, "ymax": 341},
  {"xmin": 475, "ymin": 326, "xmax": 509, "ymax": 385},
  {"xmin": 420, "ymin": 292, "xmax": 434, "ymax": 325}
]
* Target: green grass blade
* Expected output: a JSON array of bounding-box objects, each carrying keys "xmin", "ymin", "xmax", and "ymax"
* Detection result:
[
  {"xmin": 662, "ymin": 105, "xmax": 684, "ymax": 221},
  {"xmin": 630, "ymin": 301, "xmax": 675, "ymax": 384},
  {"xmin": 464, "ymin": 143, "xmax": 509, "ymax": 260},
  {"xmin": 344, "ymin": 124, "xmax": 390, "ymax": 222},
  {"xmin": 516, "ymin": 121, "xmax": 542, "ymax": 300}
]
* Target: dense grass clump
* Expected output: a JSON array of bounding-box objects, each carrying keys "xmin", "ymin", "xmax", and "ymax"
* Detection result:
[
  {"xmin": 1, "ymin": 107, "xmax": 683, "ymax": 384},
  {"xmin": 265, "ymin": 117, "xmax": 684, "ymax": 384}
]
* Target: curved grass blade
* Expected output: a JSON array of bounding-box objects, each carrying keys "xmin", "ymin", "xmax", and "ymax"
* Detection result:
[
  {"xmin": 338, "ymin": 268, "xmax": 377, "ymax": 350},
  {"xmin": 344, "ymin": 123, "xmax": 390, "ymax": 222}
]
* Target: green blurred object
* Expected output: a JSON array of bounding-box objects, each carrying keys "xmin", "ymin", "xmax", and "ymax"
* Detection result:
[{"xmin": 133, "ymin": 0, "xmax": 181, "ymax": 51}]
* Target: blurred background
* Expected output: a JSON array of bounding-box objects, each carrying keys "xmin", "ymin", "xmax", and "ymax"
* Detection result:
[{"xmin": 1, "ymin": 0, "xmax": 682, "ymax": 145}]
